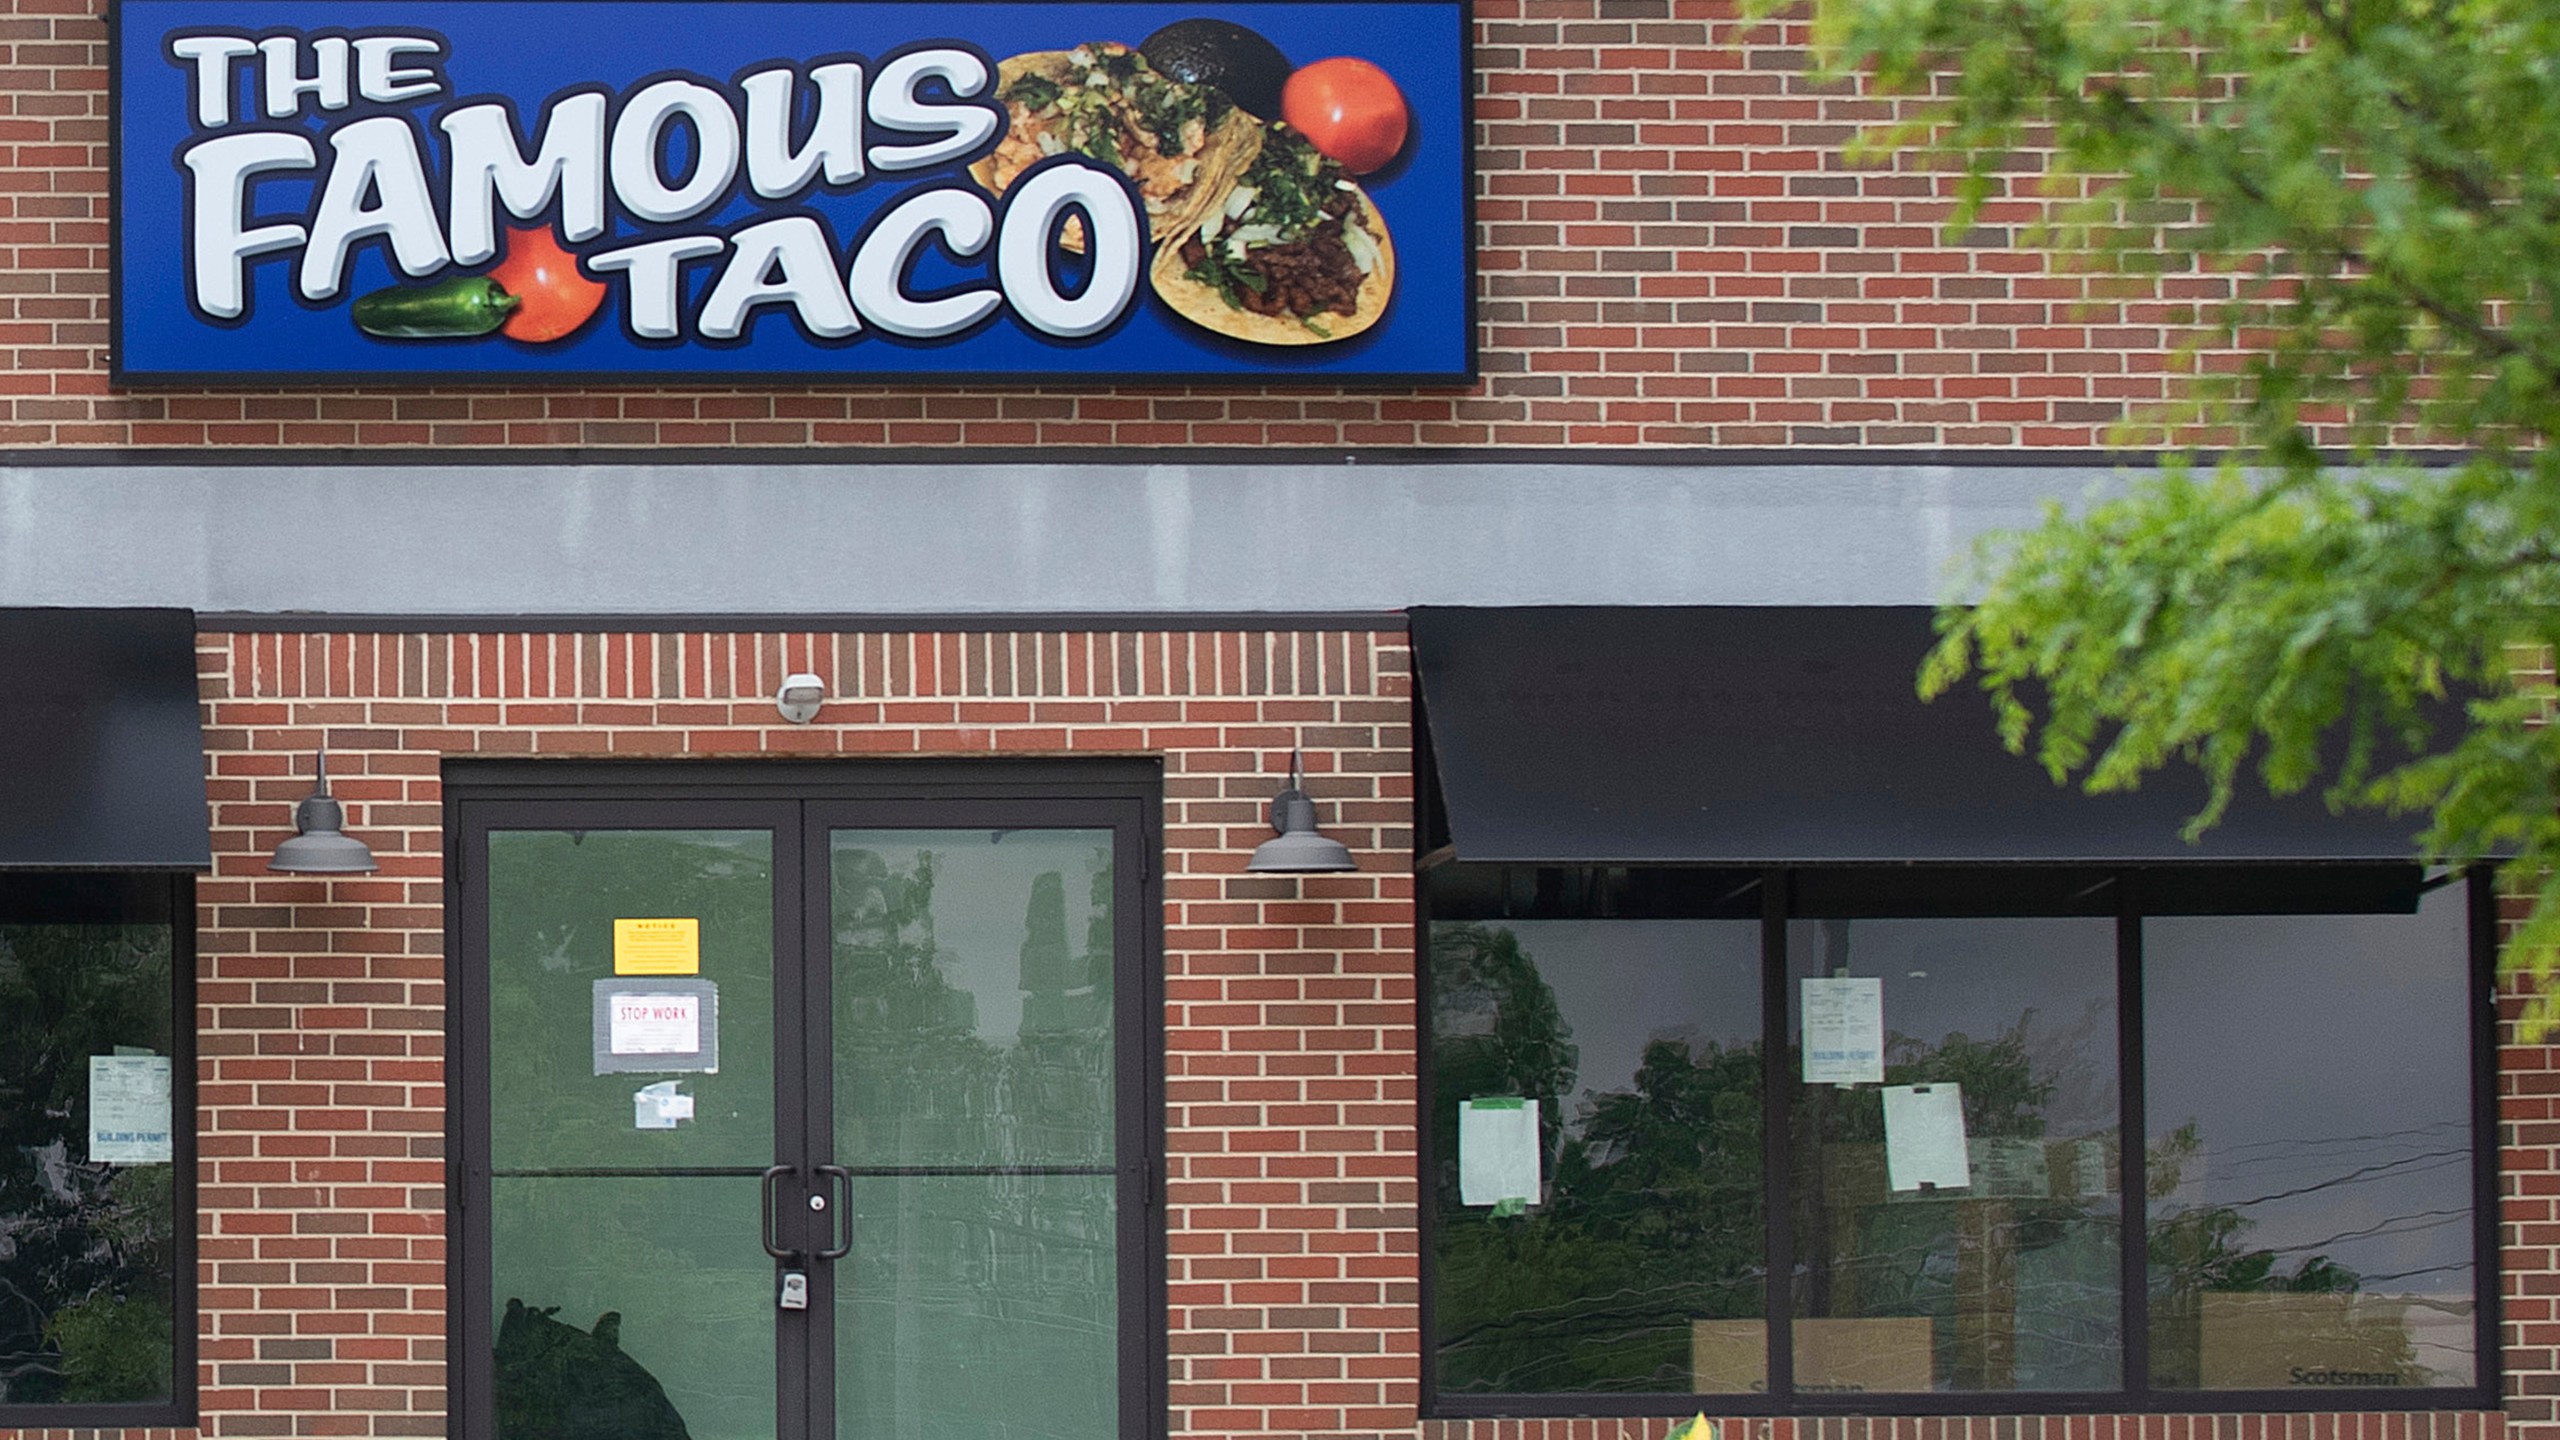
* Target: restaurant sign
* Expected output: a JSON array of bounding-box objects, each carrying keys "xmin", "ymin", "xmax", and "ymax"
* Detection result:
[{"xmin": 110, "ymin": 0, "xmax": 1471, "ymax": 381}]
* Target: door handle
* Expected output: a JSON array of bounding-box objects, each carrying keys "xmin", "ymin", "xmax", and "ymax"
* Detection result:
[
  {"xmin": 759, "ymin": 1164, "xmax": 801, "ymax": 1262},
  {"xmin": 814, "ymin": 1164, "xmax": 853, "ymax": 1261}
]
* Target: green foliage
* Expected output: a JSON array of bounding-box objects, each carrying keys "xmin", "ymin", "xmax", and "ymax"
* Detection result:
[
  {"xmin": 2143, "ymin": 1125, "xmax": 2417, "ymax": 1386},
  {"xmin": 1811, "ymin": 1019, "xmax": 2060, "ymax": 1144},
  {"xmin": 1430, "ymin": 923, "xmax": 1766, "ymax": 1392},
  {"xmin": 0, "ymin": 921, "xmax": 179, "ymax": 1403},
  {"xmin": 41, "ymin": 1294, "xmax": 174, "ymax": 1404},
  {"xmin": 1430, "ymin": 924, "xmax": 2338, "ymax": 1392},
  {"xmin": 1787, "ymin": 0, "xmax": 2560, "ymax": 1020}
]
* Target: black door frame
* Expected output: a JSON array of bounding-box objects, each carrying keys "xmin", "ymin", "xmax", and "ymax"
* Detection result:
[{"xmin": 444, "ymin": 759, "xmax": 1167, "ymax": 1440}]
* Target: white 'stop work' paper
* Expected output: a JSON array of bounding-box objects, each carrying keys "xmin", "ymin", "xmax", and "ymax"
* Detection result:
[
  {"xmin": 1801, "ymin": 976, "xmax": 1885, "ymax": 1083},
  {"xmin": 89, "ymin": 1054, "xmax": 173, "ymax": 1164},
  {"xmin": 1883, "ymin": 1083, "xmax": 1971, "ymax": 1191},
  {"xmin": 1458, "ymin": 1098, "xmax": 1541, "ymax": 1207},
  {"xmin": 609, "ymin": 993, "xmax": 702, "ymax": 1055}
]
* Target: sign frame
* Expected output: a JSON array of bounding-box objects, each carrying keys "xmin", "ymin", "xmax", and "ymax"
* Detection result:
[{"xmin": 107, "ymin": 0, "xmax": 1479, "ymax": 386}]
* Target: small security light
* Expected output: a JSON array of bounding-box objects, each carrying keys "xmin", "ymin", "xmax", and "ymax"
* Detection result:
[
  {"xmin": 1247, "ymin": 751, "xmax": 1358, "ymax": 874},
  {"xmin": 776, "ymin": 672, "xmax": 827, "ymax": 724},
  {"xmin": 267, "ymin": 750, "xmax": 378, "ymax": 875}
]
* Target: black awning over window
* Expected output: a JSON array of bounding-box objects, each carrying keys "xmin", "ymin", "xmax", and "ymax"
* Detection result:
[
  {"xmin": 1410, "ymin": 606, "xmax": 2436, "ymax": 866},
  {"xmin": 0, "ymin": 608, "xmax": 209, "ymax": 870}
]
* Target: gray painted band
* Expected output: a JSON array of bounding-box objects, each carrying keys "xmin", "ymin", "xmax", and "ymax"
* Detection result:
[{"xmin": 1, "ymin": 459, "xmax": 2137, "ymax": 614}]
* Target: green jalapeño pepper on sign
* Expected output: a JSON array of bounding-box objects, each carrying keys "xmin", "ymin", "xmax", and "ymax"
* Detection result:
[{"xmin": 350, "ymin": 276, "xmax": 520, "ymax": 338}]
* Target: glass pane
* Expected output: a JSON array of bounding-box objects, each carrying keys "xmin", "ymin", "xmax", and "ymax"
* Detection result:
[
  {"xmin": 1788, "ymin": 917, "xmax": 2122, "ymax": 1394},
  {"xmin": 2146, "ymin": 885, "xmax": 2476, "ymax": 1389},
  {"xmin": 488, "ymin": 830, "xmax": 776, "ymax": 1170},
  {"xmin": 491, "ymin": 1176, "xmax": 774, "ymax": 1440},
  {"xmin": 831, "ymin": 830, "xmax": 1115, "ymax": 1168},
  {"xmin": 1428, "ymin": 919, "xmax": 1764, "ymax": 1394},
  {"xmin": 837, "ymin": 1175, "xmax": 1116, "ymax": 1440},
  {"xmin": 0, "ymin": 912, "xmax": 178, "ymax": 1405}
]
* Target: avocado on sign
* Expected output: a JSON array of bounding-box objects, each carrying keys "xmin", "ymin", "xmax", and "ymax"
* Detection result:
[{"xmin": 110, "ymin": 0, "xmax": 1472, "ymax": 382}]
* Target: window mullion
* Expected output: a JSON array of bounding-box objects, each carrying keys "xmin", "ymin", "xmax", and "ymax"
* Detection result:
[
  {"xmin": 1761, "ymin": 867, "xmax": 1794, "ymax": 1404},
  {"xmin": 2117, "ymin": 883, "xmax": 2149, "ymax": 1402}
]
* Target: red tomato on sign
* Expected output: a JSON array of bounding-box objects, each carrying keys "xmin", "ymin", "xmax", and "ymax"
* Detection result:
[
  {"xmin": 488, "ymin": 227, "xmax": 606, "ymax": 343},
  {"xmin": 1281, "ymin": 57, "xmax": 1410, "ymax": 175}
]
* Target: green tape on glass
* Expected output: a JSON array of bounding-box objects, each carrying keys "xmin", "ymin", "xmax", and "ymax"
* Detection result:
[
  {"xmin": 1490, "ymin": 1196, "xmax": 1526, "ymax": 1218},
  {"xmin": 1470, "ymin": 1095, "xmax": 1527, "ymax": 1109}
]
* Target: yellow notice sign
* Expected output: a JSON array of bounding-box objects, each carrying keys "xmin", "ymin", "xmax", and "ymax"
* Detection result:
[{"xmin": 614, "ymin": 918, "xmax": 701, "ymax": 975}]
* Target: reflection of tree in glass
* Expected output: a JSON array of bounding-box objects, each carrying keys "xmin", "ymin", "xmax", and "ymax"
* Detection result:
[
  {"xmin": 2145, "ymin": 1122, "xmax": 2425, "ymax": 1387},
  {"xmin": 837, "ymin": 847, "xmax": 1003, "ymax": 1163},
  {"xmin": 1793, "ymin": 1007, "xmax": 2123, "ymax": 1392},
  {"xmin": 0, "ymin": 923, "xmax": 176, "ymax": 1403},
  {"xmin": 1816, "ymin": 1023, "xmax": 2058, "ymax": 1145},
  {"xmin": 1002, "ymin": 856, "xmax": 1115, "ymax": 1268},
  {"xmin": 1008, "ymin": 857, "xmax": 1114, "ymax": 1171},
  {"xmin": 1430, "ymin": 923, "xmax": 1764, "ymax": 1394},
  {"xmin": 837, "ymin": 846, "xmax": 1120, "ymax": 1436}
]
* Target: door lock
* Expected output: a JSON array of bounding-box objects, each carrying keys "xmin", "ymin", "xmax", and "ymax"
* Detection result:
[
  {"xmin": 808, "ymin": 1194, "xmax": 827, "ymax": 1212},
  {"xmin": 778, "ymin": 1271, "xmax": 809, "ymax": 1311}
]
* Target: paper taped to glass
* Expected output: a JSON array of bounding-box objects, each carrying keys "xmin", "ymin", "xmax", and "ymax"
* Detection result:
[
  {"xmin": 592, "ymin": 977, "xmax": 721, "ymax": 1075},
  {"xmin": 1883, "ymin": 1082, "xmax": 1971, "ymax": 1191},
  {"xmin": 1801, "ymin": 976, "xmax": 1885, "ymax": 1083},
  {"xmin": 1459, "ymin": 1097, "xmax": 1540, "ymax": 1209},
  {"xmin": 88, "ymin": 1053, "xmax": 173, "ymax": 1164}
]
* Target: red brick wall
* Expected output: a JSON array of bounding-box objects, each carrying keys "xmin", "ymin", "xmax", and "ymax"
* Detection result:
[
  {"xmin": 0, "ymin": 634, "xmax": 2534, "ymax": 1440},
  {"xmin": 157, "ymin": 626, "xmax": 1414, "ymax": 1440},
  {"xmin": 1418, "ymin": 1420, "xmax": 2509, "ymax": 1440},
  {"xmin": 2503, "ymin": 884, "xmax": 2560, "ymax": 1440},
  {"xmin": 3, "ymin": 0, "xmax": 2203, "ymax": 449}
]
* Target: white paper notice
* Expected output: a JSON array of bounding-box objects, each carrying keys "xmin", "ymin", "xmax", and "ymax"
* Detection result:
[
  {"xmin": 633, "ymin": 1080, "xmax": 696, "ymax": 1130},
  {"xmin": 89, "ymin": 1054, "xmax": 173, "ymax": 1164},
  {"xmin": 1458, "ymin": 1098, "xmax": 1541, "ymax": 1208},
  {"xmin": 2074, "ymin": 1139, "xmax": 2109, "ymax": 1198},
  {"xmin": 1883, "ymin": 1083, "xmax": 1971, "ymax": 1191},
  {"xmin": 1801, "ymin": 976, "xmax": 1885, "ymax": 1083},
  {"xmin": 608, "ymin": 993, "xmax": 701, "ymax": 1055},
  {"xmin": 1971, "ymin": 1136, "xmax": 2050, "ymax": 1198}
]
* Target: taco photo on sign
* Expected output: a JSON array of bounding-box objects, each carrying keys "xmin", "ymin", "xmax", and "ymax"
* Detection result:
[
  {"xmin": 1151, "ymin": 122, "xmax": 1394, "ymax": 346},
  {"xmin": 971, "ymin": 42, "xmax": 1264, "ymax": 247}
]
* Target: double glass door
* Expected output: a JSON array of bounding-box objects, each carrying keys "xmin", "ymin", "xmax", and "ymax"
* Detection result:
[{"xmin": 453, "ymin": 784, "xmax": 1153, "ymax": 1440}]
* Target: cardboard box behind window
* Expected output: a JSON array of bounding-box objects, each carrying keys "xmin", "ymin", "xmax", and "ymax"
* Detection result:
[
  {"xmin": 2196, "ymin": 1292, "xmax": 2429, "ymax": 1388},
  {"xmin": 1692, "ymin": 1317, "xmax": 1935, "ymax": 1393}
]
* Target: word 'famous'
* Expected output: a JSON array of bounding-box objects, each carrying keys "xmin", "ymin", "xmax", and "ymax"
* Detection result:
[{"xmin": 169, "ymin": 32, "xmax": 1143, "ymax": 343}]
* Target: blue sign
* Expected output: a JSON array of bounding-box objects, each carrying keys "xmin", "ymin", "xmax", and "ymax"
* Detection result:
[{"xmin": 111, "ymin": 0, "xmax": 1472, "ymax": 381}]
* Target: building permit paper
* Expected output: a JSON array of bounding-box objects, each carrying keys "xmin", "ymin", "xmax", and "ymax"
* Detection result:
[
  {"xmin": 1800, "ymin": 976, "xmax": 1885, "ymax": 1083},
  {"xmin": 89, "ymin": 1053, "xmax": 173, "ymax": 1164}
]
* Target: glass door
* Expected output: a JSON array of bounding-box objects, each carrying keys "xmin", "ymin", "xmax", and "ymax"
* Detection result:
[
  {"xmin": 455, "ymin": 781, "xmax": 1153, "ymax": 1440},
  {"xmin": 813, "ymin": 821, "xmax": 1128, "ymax": 1440},
  {"xmin": 473, "ymin": 808, "xmax": 796, "ymax": 1440}
]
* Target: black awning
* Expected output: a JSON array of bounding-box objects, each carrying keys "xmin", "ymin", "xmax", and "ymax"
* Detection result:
[
  {"xmin": 1410, "ymin": 606, "xmax": 2436, "ymax": 866},
  {"xmin": 0, "ymin": 608, "xmax": 209, "ymax": 870}
]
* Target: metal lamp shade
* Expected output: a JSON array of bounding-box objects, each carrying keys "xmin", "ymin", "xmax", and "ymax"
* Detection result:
[
  {"xmin": 268, "ymin": 758, "xmax": 379, "ymax": 874},
  {"xmin": 1247, "ymin": 789, "xmax": 1357, "ymax": 873}
]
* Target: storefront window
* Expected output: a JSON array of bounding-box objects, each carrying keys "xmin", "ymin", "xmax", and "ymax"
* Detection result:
[
  {"xmin": 1785, "ymin": 918, "xmax": 2121, "ymax": 1394},
  {"xmin": 2145, "ymin": 885, "xmax": 2477, "ymax": 1390},
  {"xmin": 0, "ymin": 874, "xmax": 189, "ymax": 1418},
  {"xmin": 1423, "ymin": 867, "xmax": 2488, "ymax": 1413},
  {"xmin": 1430, "ymin": 919, "xmax": 1762, "ymax": 1394}
]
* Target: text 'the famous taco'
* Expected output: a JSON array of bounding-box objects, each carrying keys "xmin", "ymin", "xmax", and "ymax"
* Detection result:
[
  {"xmin": 1151, "ymin": 123, "xmax": 1394, "ymax": 345},
  {"xmin": 970, "ymin": 42, "xmax": 1263, "ymax": 246}
]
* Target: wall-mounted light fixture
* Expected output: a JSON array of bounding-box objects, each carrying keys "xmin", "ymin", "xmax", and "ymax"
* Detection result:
[
  {"xmin": 777, "ymin": 672, "xmax": 827, "ymax": 724},
  {"xmin": 1247, "ymin": 750, "xmax": 1357, "ymax": 873},
  {"xmin": 267, "ymin": 749, "xmax": 377, "ymax": 875}
]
